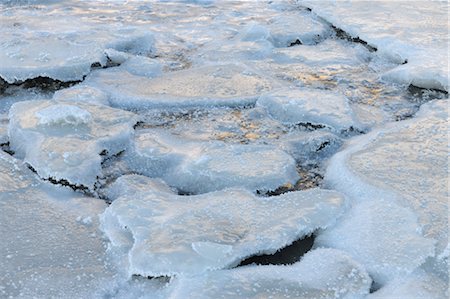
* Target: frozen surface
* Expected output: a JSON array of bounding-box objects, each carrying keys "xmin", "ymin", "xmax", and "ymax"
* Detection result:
[
  {"xmin": 0, "ymin": 151, "xmax": 115, "ymax": 298},
  {"xmin": 257, "ymin": 88, "xmax": 360, "ymax": 131},
  {"xmin": 320, "ymin": 99, "xmax": 448, "ymax": 285},
  {"xmin": 8, "ymin": 99, "xmax": 137, "ymax": 189},
  {"xmin": 302, "ymin": 0, "xmax": 449, "ymax": 91},
  {"xmin": 368, "ymin": 268, "xmax": 448, "ymax": 299},
  {"xmin": 0, "ymin": 1, "xmax": 156, "ymax": 83},
  {"xmin": 169, "ymin": 248, "xmax": 371, "ymax": 299},
  {"xmin": 125, "ymin": 129, "xmax": 299, "ymax": 193},
  {"xmin": 85, "ymin": 64, "xmax": 275, "ymax": 109},
  {"xmin": 101, "ymin": 177, "xmax": 346, "ymax": 276}
]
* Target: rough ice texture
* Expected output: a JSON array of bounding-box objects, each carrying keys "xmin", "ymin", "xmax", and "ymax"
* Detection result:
[
  {"xmin": 85, "ymin": 64, "xmax": 275, "ymax": 109},
  {"xmin": 368, "ymin": 269, "xmax": 449, "ymax": 299},
  {"xmin": 125, "ymin": 129, "xmax": 299, "ymax": 194},
  {"xmin": 8, "ymin": 99, "xmax": 137, "ymax": 189},
  {"xmin": 169, "ymin": 248, "xmax": 371, "ymax": 299},
  {"xmin": 319, "ymin": 99, "xmax": 448, "ymax": 285},
  {"xmin": 53, "ymin": 85, "xmax": 110, "ymax": 106},
  {"xmin": 257, "ymin": 88, "xmax": 360, "ymax": 131},
  {"xmin": 0, "ymin": 151, "xmax": 115, "ymax": 298},
  {"xmin": 100, "ymin": 177, "xmax": 346, "ymax": 277},
  {"xmin": 302, "ymin": 0, "xmax": 449, "ymax": 91},
  {"xmin": 0, "ymin": 1, "xmax": 156, "ymax": 83}
]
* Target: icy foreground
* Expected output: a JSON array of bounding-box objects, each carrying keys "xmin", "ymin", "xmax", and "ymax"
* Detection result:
[
  {"xmin": 0, "ymin": 151, "xmax": 113, "ymax": 298},
  {"xmin": 169, "ymin": 248, "xmax": 371, "ymax": 299},
  {"xmin": 101, "ymin": 175, "xmax": 346, "ymax": 277}
]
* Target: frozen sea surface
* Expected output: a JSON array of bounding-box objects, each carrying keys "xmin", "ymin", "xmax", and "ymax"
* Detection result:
[{"xmin": 0, "ymin": 0, "xmax": 448, "ymax": 298}]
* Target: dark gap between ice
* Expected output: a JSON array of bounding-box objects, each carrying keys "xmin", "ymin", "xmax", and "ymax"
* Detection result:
[
  {"xmin": 0, "ymin": 142, "xmax": 14, "ymax": 156},
  {"xmin": 236, "ymin": 234, "xmax": 315, "ymax": 267},
  {"xmin": 0, "ymin": 76, "xmax": 81, "ymax": 94}
]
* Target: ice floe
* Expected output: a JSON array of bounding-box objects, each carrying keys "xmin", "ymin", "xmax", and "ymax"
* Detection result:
[
  {"xmin": 257, "ymin": 88, "xmax": 360, "ymax": 132},
  {"xmin": 85, "ymin": 64, "xmax": 275, "ymax": 110},
  {"xmin": 100, "ymin": 177, "xmax": 346, "ymax": 277},
  {"xmin": 125, "ymin": 129, "xmax": 299, "ymax": 193},
  {"xmin": 8, "ymin": 99, "xmax": 137, "ymax": 189},
  {"xmin": 169, "ymin": 248, "xmax": 371, "ymax": 299}
]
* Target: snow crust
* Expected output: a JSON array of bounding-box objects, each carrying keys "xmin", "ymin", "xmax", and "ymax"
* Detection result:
[
  {"xmin": 302, "ymin": 0, "xmax": 449, "ymax": 91},
  {"xmin": 169, "ymin": 248, "xmax": 371, "ymax": 299},
  {"xmin": 100, "ymin": 176, "xmax": 346, "ymax": 277},
  {"xmin": 8, "ymin": 99, "xmax": 137, "ymax": 189},
  {"xmin": 320, "ymin": 99, "xmax": 449, "ymax": 285},
  {"xmin": 257, "ymin": 88, "xmax": 360, "ymax": 131},
  {"xmin": 125, "ymin": 129, "xmax": 299, "ymax": 194}
]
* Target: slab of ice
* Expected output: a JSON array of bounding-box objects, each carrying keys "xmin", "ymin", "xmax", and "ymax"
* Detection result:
[
  {"xmin": 170, "ymin": 248, "xmax": 371, "ymax": 299},
  {"xmin": 302, "ymin": 0, "xmax": 449, "ymax": 91},
  {"xmin": 0, "ymin": 151, "xmax": 115, "ymax": 298},
  {"xmin": 100, "ymin": 181, "xmax": 346, "ymax": 277},
  {"xmin": 85, "ymin": 64, "xmax": 275, "ymax": 110},
  {"xmin": 8, "ymin": 99, "xmax": 137, "ymax": 189},
  {"xmin": 125, "ymin": 129, "xmax": 299, "ymax": 193},
  {"xmin": 257, "ymin": 88, "xmax": 360, "ymax": 131},
  {"xmin": 319, "ymin": 99, "xmax": 448, "ymax": 285}
]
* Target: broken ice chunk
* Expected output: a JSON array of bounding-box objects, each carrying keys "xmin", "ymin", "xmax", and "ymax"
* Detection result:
[
  {"xmin": 257, "ymin": 88, "xmax": 360, "ymax": 132},
  {"xmin": 100, "ymin": 183, "xmax": 347, "ymax": 277},
  {"xmin": 8, "ymin": 99, "xmax": 137, "ymax": 189}
]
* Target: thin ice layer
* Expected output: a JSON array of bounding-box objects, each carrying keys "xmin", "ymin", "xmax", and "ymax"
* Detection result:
[
  {"xmin": 257, "ymin": 88, "xmax": 360, "ymax": 131},
  {"xmin": 8, "ymin": 99, "xmax": 137, "ymax": 189},
  {"xmin": 125, "ymin": 129, "xmax": 299, "ymax": 193},
  {"xmin": 0, "ymin": 151, "xmax": 114, "ymax": 298},
  {"xmin": 100, "ymin": 176, "xmax": 346, "ymax": 277},
  {"xmin": 85, "ymin": 64, "xmax": 275, "ymax": 109},
  {"xmin": 169, "ymin": 248, "xmax": 371, "ymax": 299},
  {"xmin": 319, "ymin": 99, "xmax": 448, "ymax": 284},
  {"xmin": 302, "ymin": 0, "xmax": 449, "ymax": 91}
]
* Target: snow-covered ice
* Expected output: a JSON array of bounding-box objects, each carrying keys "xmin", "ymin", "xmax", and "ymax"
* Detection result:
[
  {"xmin": 85, "ymin": 64, "xmax": 275, "ymax": 110},
  {"xmin": 101, "ymin": 176, "xmax": 346, "ymax": 277},
  {"xmin": 8, "ymin": 99, "xmax": 137, "ymax": 189},
  {"xmin": 169, "ymin": 248, "xmax": 371, "ymax": 299},
  {"xmin": 257, "ymin": 88, "xmax": 360, "ymax": 131},
  {"xmin": 0, "ymin": 151, "xmax": 115, "ymax": 298},
  {"xmin": 125, "ymin": 129, "xmax": 299, "ymax": 194},
  {"xmin": 320, "ymin": 99, "xmax": 448, "ymax": 285},
  {"xmin": 302, "ymin": 0, "xmax": 449, "ymax": 91}
]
